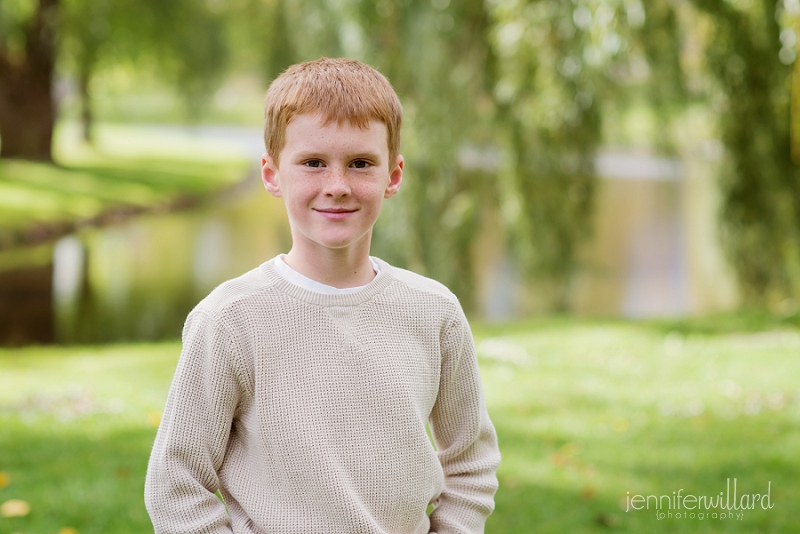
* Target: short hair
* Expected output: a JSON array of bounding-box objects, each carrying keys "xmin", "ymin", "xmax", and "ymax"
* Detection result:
[{"xmin": 263, "ymin": 57, "xmax": 403, "ymax": 167}]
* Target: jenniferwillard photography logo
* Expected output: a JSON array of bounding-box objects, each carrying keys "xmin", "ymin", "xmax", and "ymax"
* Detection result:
[{"xmin": 625, "ymin": 479, "xmax": 774, "ymax": 521}]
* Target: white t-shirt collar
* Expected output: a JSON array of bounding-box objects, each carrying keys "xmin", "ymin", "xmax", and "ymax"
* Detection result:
[{"xmin": 273, "ymin": 255, "xmax": 381, "ymax": 295}]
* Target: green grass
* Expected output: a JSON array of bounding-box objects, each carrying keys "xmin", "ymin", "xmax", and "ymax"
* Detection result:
[
  {"xmin": 0, "ymin": 157, "xmax": 246, "ymax": 236},
  {"xmin": 479, "ymin": 317, "xmax": 800, "ymax": 533},
  {"xmin": 0, "ymin": 343, "xmax": 177, "ymax": 534},
  {"xmin": 1, "ymin": 318, "xmax": 798, "ymax": 533},
  {"xmin": 0, "ymin": 123, "xmax": 250, "ymax": 247}
]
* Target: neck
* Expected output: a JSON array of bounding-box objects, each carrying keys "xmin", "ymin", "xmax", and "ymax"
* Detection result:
[{"xmin": 284, "ymin": 241, "xmax": 376, "ymax": 289}]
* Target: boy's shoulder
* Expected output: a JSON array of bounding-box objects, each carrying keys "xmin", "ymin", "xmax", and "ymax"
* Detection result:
[
  {"xmin": 191, "ymin": 263, "xmax": 277, "ymax": 319},
  {"xmin": 380, "ymin": 259, "xmax": 459, "ymax": 306},
  {"xmin": 376, "ymin": 259, "xmax": 469, "ymax": 327}
]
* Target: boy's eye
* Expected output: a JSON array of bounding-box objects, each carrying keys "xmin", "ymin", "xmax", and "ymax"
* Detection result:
[
  {"xmin": 352, "ymin": 160, "xmax": 370, "ymax": 169},
  {"xmin": 304, "ymin": 160, "xmax": 323, "ymax": 168}
]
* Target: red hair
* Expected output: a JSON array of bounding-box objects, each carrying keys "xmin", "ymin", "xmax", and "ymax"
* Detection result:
[{"xmin": 264, "ymin": 57, "xmax": 403, "ymax": 165}]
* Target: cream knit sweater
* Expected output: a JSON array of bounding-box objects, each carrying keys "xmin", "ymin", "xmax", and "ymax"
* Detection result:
[{"xmin": 144, "ymin": 257, "xmax": 500, "ymax": 534}]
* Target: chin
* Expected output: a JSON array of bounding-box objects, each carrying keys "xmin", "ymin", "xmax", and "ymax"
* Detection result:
[{"xmin": 320, "ymin": 234, "xmax": 369, "ymax": 250}]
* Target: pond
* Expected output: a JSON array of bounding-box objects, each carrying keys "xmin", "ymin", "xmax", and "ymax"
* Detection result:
[{"xmin": 0, "ymin": 175, "xmax": 290, "ymax": 345}]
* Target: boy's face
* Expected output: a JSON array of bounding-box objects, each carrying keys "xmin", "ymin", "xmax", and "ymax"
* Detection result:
[{"xmin": 261, "ymin": 113, "xmax": 403, "ymax": 256}]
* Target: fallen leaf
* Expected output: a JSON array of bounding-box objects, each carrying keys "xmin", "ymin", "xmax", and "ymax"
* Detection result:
[
  {"xmin": 0, "ymin": 499, "xmax": 30, "ymax": 518},
  {"xmin": 594, "ymin": 512, "xmax": 620, "ymax": 527},
  {"xmin": 59, "ymin": 527, "xmax": 79, "ymax": 534},
  {"xmin": 0, "ymin": 472, "xmax": 9, "ymax": 488}
]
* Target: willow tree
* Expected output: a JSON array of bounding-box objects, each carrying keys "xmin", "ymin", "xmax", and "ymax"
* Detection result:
[
  {"xmin": 485, "ymin": 0, "xmax": 649, "ymax": 311},
  {"xmin": 0, "ymin": 0, "xmax": 228, "ymax": 159},
  {"xmin": 636, "ymin": 0, "xmax": 687, "ymax": 152},
  {"xmin": 687, "ymin": 0, "xmax": 800, "ymax": 306},
  {"xmin": 0, "ymin": 0, "xmax": 58, "ymax": 161},
  {"xmin": 62, "ymin": 0, "xmax": 228, "ymax": 141}
]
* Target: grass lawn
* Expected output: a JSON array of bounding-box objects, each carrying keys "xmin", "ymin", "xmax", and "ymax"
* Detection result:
[
  {"xmin": 0, "ymin": 123, "xmax": 250, "ymax": 248},
  {"xmin": 0, "ymin": 317, "xmax": 798, "ymax": 533}
]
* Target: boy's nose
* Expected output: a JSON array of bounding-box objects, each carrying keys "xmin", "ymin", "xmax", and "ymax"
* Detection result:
[{"xmin": 324, "ymin": 167, "xmax": 351, "ymax": 197}]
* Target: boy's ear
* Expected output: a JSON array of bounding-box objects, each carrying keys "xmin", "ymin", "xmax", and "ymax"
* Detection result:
[
  {"xmin": 384, "ymin": 155, "xmax": 404, "ymax": 199},
  {"xmin": 261, "ymin": 153, "xmax": 282, "ymax": 197}
]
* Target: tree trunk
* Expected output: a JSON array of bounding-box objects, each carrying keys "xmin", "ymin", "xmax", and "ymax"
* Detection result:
[
  {"xmin": 0, "ymin": 0, "xmax": 59, "ymax": 162},
  {"xmin": 79, "ymin": 61, "xmax": 93, "ymax": 144}
]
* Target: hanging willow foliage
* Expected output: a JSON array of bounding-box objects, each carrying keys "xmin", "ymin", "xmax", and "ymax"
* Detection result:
[
  {"xmin": 487, "ymin": 0, "xmax": 600, "ymax": 311},
  {"xmin": 257, "ymin": 0, "xmax": 666, "ymax": 313},
  {"xmin": 687, "ymin": 0, "xmax": 800, "ymax": 306},
  {"xmin": 486, "ymin": 0, "xmax": 653, "ymax": 311},
  {"xmin": 254, "ymin": 0, "xmax": 800, "ymax": 312}
]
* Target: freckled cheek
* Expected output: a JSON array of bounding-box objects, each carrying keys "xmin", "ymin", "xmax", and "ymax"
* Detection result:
[
  {"xmin": 284, "ymin": 183, "xmax": 321, "ymax": 205},
  {"xmin": 353, "ymin": 181, "xmax": 388, "ymax": 197}
]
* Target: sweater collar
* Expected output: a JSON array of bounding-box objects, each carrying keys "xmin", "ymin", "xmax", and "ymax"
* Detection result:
[{"xmin": 259, "ymin": 257, "xmax": 394, "ymax": 306}]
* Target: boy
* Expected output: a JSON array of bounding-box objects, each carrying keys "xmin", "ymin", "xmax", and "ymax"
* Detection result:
[{"xmin": 145, "ymin": 57, "xmax": 500, "ymax": 534}]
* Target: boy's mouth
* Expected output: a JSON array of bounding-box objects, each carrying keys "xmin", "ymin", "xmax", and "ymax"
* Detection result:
[{"xmin": 314, "ymin": 207, "xmax": 358, "ymax": 220}]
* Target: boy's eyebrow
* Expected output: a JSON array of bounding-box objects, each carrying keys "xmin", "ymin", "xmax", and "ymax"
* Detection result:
[
  {"xmin": 292, "ymin": 150, "xmax": 384, "ymax": 161},
  {"xmin": 349, "ymin": 151, "xmax": 383, "ymax": 161}
]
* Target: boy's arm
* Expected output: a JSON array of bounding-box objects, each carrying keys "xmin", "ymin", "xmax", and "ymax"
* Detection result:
[
  {"xmin": 428, "ymin": 307, "xmax": 501, "ymax": 534},
  {"xmin": 145, "ymin": 309, "xmax": 247, "ymax": 534}
]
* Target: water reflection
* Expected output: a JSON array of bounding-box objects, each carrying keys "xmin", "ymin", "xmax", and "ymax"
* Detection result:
[
  {"xmin": 53, "ymin": 236, "xmax": 86, "ymax": 339},
  {"xmin": 0, "ymin": 262, "xmax": 54, "ymax": 344},
  {"xmin": 42, "ymin": 179, "xmax": 288, "ymax": 344}
]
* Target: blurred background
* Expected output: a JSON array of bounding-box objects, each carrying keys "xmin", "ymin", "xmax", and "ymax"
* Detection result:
[
  {"xmin": 1, "ymin": 0, "xmax": 799, "ymax": 533},
  {"xmin": 3, "ymin": 0, "xmax": 800, "ymax": 344}
]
